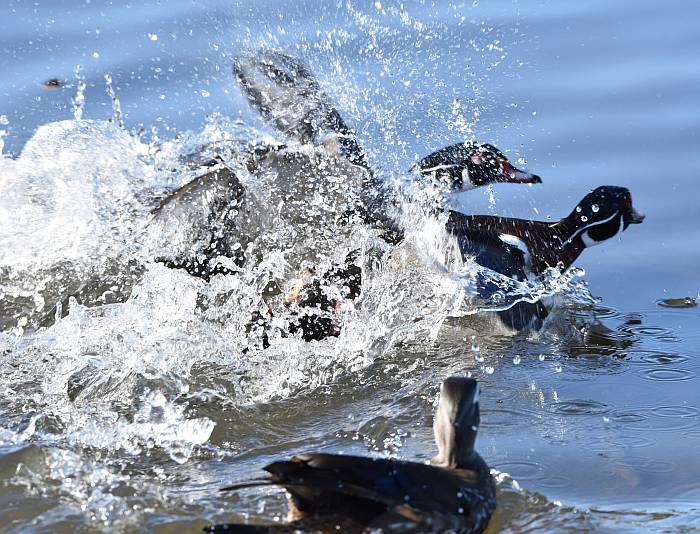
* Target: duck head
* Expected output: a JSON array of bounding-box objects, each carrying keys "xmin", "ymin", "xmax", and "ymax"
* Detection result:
[
  {"xmin": 560, "ymin": 186, "xmax": 645, "ymax": 248},
  {"xmin": 415, "ymin": 142, "xmax": 542, "ymax": 192},
  {"xmin": 431, "ymin": 377, "xmax": 481, "ymax": 469}
]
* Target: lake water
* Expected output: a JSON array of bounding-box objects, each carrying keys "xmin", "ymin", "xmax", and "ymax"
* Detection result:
[{"xmin": 1, "ymin": 0, "xmax": 699, "ymax": 532}]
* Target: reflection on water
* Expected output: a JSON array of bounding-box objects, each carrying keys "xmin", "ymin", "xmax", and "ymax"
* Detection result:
[{"xmin": 1, "ymin": 0, "xmax": 700, "ymax": 532}]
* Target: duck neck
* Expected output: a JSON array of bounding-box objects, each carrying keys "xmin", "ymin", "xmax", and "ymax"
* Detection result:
[
  {"xmin": 431, "ymin": 448, "xmax": 477, "ymax": 469},
  {"xmin": 431, "ymin": 421, "xmax": 478, "ymax": 470},
  {"xmin": 550, "ymin": 220, "xmax": 588, "ymax": 271}
]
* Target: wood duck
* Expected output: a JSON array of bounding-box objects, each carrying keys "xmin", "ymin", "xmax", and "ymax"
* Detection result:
[
  {"xmin": 413, "ymin": 142, "xmax": 541, "ymax": 192},
  {"xmin": 150, "ymin": 50, "xmax": 542, "ymax": 342},
  {"xmin": 448, "ymin": 185, "xmax": 645, "ymax": 330},
  {"xmin": 232, "ymin": 49, "xmax": 541, "ymax": 237},
  {"xmin": 206, "ymin": 377, "xmax": 495, "ymax": 533}
]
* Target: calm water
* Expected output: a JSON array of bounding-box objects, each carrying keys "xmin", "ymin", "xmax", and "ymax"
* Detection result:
[{"xmin": 1, "ymin": 0, "xmax": 699, "ymax": 532}]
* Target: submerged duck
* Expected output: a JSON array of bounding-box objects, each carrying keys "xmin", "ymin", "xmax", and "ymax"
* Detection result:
[
  {"xmin": 206, "ymin": 377, "xmax": 495, "ymax": 533},
  {"xmin": 448, "ymin": 185, "xmax": 645, "ymax": 330}
]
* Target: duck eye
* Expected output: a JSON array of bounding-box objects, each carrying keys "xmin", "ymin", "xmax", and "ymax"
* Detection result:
[{"xmin": 470, "ymin": 154, "xmax": 483, "ymax": 165}]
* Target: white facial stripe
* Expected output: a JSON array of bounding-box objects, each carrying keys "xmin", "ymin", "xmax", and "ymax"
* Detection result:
[
  {"xmin": 420, "ymin": 163, "xmax": 458, "ymax": 174},
  {"xmin": 581, "ymin": 231, "xmax": 599, "ymax": 248},
  {"xmin": 582, "ymin": 215, "xmax": 624, "ymax": 248},
  {"xmin": 561, "ymin": 210, "xmax": 620, "ymax": 246}
]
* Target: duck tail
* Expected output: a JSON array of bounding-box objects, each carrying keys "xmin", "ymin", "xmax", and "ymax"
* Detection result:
[
  {"xmin": 220, "ymin": 477, "xmax": 276, "ymax": 492},
  {"xmin": 204, "ymin": 523, "xmax": 292, "ymax": 533}
]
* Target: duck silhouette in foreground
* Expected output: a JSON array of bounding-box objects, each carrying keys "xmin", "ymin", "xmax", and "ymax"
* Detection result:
[
  {"xmin": 449, "ymin": 185, "xmax": 645, "ymax": 330},
  {"xmin": 206, "ymin": 377, "xmax": 495, "ymax": 533}
]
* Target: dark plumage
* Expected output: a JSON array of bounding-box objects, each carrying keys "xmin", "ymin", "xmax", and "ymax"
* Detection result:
[
  {"xmin": 149, "ymin": 165, "xmax": 250, "ymax": 281},
  {"xmin": 414, "ymin": 142, "xmax": 541, "ymax": 191},
  {"xmin": 448, "ymin": 185, "xmax": 645, "ymax": 329},
  {"xmin": 151, "ymin": 50, "xmax": 544, "ymax": 341},
  {"xmin": 206, "ymin": 377, "xmax": 495, "ymax": 533}
]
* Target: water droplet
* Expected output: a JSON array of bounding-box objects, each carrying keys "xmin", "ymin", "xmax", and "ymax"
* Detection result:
[
  {"xmin": 581, "ymin": 215, "xmax": 588, "ymax": 222},
  {"xmin": 512, "ymin": 355, "xmax": 521, "ymax": 365},
  {"xmin": 92, "ymin": 51, "xmax": 100, "ymax": 59},
  {"xmin": 72, "ymin": 64, "xmax": 86, "ymax": 120},
  {"xmin": 104, "ymin": 73, "xmax": 124, "ymax": 129},
  {"xmin": 603, "ymin": 416, "xmax": 610, "ymax": 423},
  {"xmin": 148, "ymin": 33, "xmax": 158, "ymax": 41},
  {"xmin": 470, "ymin": 335, "xmax": 480, "ymax": 353},
  {"xmin": 575, "ymin": 206, "xmax": 582, "ymax": 213},
  {"xmin": 554, "ymin": 364, "xmax": 562, "ymax": 373},
  {"xmin": 484, "ymin": 366, "xmax": 494, "ymax": 375},
  {"xmin": 538, "ymin": 354, "xmax": 545, "ymax": 362},
  {"xmin": 592, "ymin": 204, "xmax": 599, "ymax": 213}
]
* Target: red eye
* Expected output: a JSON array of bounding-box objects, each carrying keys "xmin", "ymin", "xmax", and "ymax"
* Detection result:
[{"xmin": 471, "ymin": 154, "xmax": 483, "ymax": 165}]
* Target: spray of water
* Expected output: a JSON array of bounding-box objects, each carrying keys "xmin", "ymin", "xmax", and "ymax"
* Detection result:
[{"xmin": 0, "ymin": 4, "xmax": 592, "ymax": 528}]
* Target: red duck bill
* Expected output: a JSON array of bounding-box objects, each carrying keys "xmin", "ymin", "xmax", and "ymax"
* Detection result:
[{"xmin": 498, "ymin": 159, "xmax": 542, "ymax": 184}]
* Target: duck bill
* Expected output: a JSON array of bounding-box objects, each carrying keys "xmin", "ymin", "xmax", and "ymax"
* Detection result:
[
  {"xmin": 497, "ymin": 159, "xmax": 542, "ymax": 184},
  {"xmin": 626, "ymin": 206, "xmax": 646, "ymax": 225}
]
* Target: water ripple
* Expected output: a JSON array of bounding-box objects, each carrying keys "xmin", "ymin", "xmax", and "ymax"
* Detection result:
[
  {"xmin": 613, "ymin": 405, "xmax": 700, "ymax": 433},
  {"xmin": 588, "ymin": 435, "xmax": 656, "ymax": 452},
  {"xmin": 614, "ymin": 456, "xmax": 679, "ymax": 474},
  {"xmin": 641, "ymin": 368, "xmax": 696, "ymax": 382},
  {"xmin": 626, "ymin": 350, "xmax": 689, "ymax": 366},
  {"xmin": 493, "ymin": 460, "xmax": 548, "ymax": 482},
  {"xmin": 551, "ymin": 399, "xmax": 610, "ymax": 416}
]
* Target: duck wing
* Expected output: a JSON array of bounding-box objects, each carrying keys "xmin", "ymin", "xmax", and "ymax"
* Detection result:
[
  {"xmin": 264, "ymin": 453, "xmax": 492, "ymax": 532},
  {"xmin": 447, "ymin": 211, "xmax": 548, "ymax": 330},
  {"xmin": 149, "ymin": 165, "xmax": 261, "ymax": 280},
  {"xmin": 234, "ymin": 49, "xmax": 397, "ymax": 236},
  {"xmin": 233, "ymin": 50, "xmax": 365, "ymax": 166}
]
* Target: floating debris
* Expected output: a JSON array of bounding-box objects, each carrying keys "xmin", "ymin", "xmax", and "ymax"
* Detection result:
[
  {"xmin": 43, "ymin": 78, "xmax": 62, "ymax": 89},
  {"xmin": 657, "ymin": 297, "xmax": 697, "ymax": 309}
]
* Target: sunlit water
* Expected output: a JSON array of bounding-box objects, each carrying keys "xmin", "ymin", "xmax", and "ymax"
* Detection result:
[{"xmin": 1, "ymin": 1, "xmax": 699, "ymax": 532}]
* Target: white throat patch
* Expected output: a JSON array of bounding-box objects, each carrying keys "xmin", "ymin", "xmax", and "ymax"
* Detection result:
[
  {"xmin": 561, "ymin": 210, "xmax": 620, "ymax": 247},
  {"xmin": 581, "ymin": 215, "xmax": 624, "ymax": 248}
]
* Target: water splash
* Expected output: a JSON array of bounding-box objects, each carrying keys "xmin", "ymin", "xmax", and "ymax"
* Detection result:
[
  {"xmin": 0, "ymin": 114, "xmax": 8, "ymax": 155},
  {"xmin": 104, "ymin": 73, "xmax": 125, "ymax": 129},
  {"xmin": 0, "ymin": 6, "xmax": 593, "ymax": 529},
  {"xmin": 72, "ymin": 65, "xmax": 86, "ymax": 121}
]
